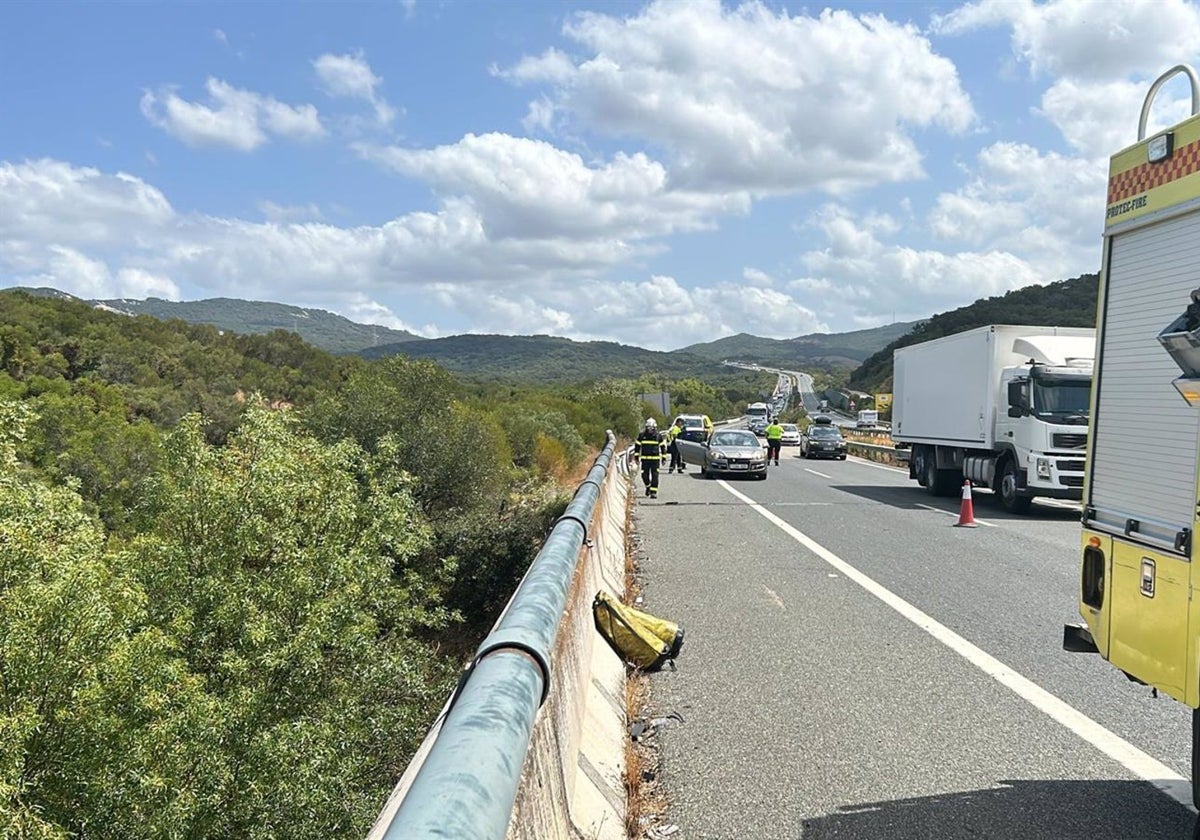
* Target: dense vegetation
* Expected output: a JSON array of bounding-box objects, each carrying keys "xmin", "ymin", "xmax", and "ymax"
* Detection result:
[
  {"xmin": 362, "ymin": 333, "xmax": 726, "ymax": 382},
  {"xmin": 848, "ymin": 274, "xmax": 1099, "ymax": 393},
  {"xmin": 0, "ymin": 289, "xmax": 775, "ymax": 837}
]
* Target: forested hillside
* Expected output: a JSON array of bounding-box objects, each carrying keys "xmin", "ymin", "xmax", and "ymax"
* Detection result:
[
  {"xmin": 0, "ymin": 290, "xmax": 774, "ymax": 838},
  {"xmin": 367, "ymin": 323, "xmax": 917, "ymax": 380},
  {"xmin": 848, "ymin": 274, "xmax": 1099, "ymax": 393},
  {"xmin": 363, "ymin": 332, "xmax": 718, "ymax": 381},
  {"xmin": 680, "ymin": 321, "xmax": 919, "ymax": 367},
  {"xmin": 14, "ymin": 287, "xmax": 424, "ymax": 355}
]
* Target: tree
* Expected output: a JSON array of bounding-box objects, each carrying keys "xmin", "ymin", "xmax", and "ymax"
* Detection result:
[{"xmin": 0, "ymin": 404, "xmax": 459, "ymax": 838}]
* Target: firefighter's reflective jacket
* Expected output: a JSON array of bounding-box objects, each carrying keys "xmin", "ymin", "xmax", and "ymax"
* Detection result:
[{"xmin": 635, "ymin": 429, "xmax": 665, "ymax": 461}]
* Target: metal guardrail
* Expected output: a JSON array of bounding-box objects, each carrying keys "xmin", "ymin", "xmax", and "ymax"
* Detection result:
[{"xmin": 373, "ymin": 431, "xmax": 618, "ymax": 840}]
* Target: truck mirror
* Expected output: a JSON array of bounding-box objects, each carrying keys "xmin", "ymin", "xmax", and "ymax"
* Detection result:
[{"xmin": 1007, "ymin": 406, "xmax": 1024, "ymax": 418}]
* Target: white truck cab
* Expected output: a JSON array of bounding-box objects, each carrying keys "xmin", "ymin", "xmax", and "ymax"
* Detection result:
[{"xmin": 893, "ymin": 325, "xmax": 1095, "ymax": 513}]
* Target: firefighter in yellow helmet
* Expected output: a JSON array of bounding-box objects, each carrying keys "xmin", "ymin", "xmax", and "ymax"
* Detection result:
[{"xmin": 634, "ymin": 418, "xmax": 666, "ymax": 498}]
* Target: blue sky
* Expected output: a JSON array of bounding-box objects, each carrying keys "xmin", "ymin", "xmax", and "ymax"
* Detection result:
[{"xmin": 3, "ymin": 0, "xmax": 1200, "ymax": 350}]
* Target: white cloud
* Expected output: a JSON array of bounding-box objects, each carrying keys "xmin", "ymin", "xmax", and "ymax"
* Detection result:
[
  {"xmin": 212, "ymin": 28, "xmax": 228, "ymax": 45},
  {"xmin": 423, "ymin": 273, "xmax": 829, "ymax": 349},
  {"xmin": 141, "ymin": 78, "xmax": 324, "ymax": 151},
  {"xmin": 0, "ymin": 158, "xmax": 838, "ymax": 350},
  {"xmin": 1038, "ymin": 77, "xmax": 1196, "ymax": 159},
  {"xmin": 500, "ymin": 0, "xmax": 975, "ymax": 194},
  {"xmin": 313, "ymin": 51, "xmax": 396, "ymax": 125},
  {"xmin": 928, "ymin": 142, "xmax": 1103, "ymax": 277},
  {"xmin": 933, "ymin": 0, "xmax": 1200, "ymax": 81},
  {"xmin": 0, "ymin": 159, "xmax": 174, "ymax": 244},
  {"xmin": 358, "ymin": 132, "xmax": 748, "ymax": 242},
  {"xmin": 932, "ymin": 0, "xmax": 1200, "ymax": 161},
  {"xmin": 115, "ymin": 267, "xmax": 180, "ymax": 299},
  {"xmin": 779, "ymin": 204, "xmax": 1053, "ymax": 327},
  {"xmin": 20, "ymin": 248, "xmax": 180, "ymax": 301}
]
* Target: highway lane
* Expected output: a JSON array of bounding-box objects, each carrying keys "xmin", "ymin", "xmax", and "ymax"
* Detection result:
[{"xmin": 632, "ymin": 450, "xmax": 1195, "ymax": 839}]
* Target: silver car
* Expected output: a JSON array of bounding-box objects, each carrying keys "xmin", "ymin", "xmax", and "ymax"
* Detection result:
[{"xmin": 701, "ymin": 429, "xmax": 768, "ymax": 479}]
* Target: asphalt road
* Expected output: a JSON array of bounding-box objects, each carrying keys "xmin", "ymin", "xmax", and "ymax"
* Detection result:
[{"xmin": 632, "ymin": 448, "xmax": 1196, "ymax": 839}]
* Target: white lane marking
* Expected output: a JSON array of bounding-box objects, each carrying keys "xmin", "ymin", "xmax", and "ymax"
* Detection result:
[
  {"xmin": 716, "ymin": 479, "xmax": 1193, "ymax": 811},
  {"xmin": 915, "ymin": 502, "xmax": 999, "ymax": 528},
  {"xmin": 845, "ymin": 455, "xmax": 909, "ymax": 474},
  {"xmin": 805, "ymin": 468, "xmax": 832, "ymax": 479}
]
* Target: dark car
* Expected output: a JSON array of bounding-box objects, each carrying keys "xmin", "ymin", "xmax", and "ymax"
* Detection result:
[{"xmin": 800, "ymin": 422, "xmax": 847, "ymax": 459}]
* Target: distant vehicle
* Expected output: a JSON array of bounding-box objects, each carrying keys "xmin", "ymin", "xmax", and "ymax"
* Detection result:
[
  {"xmin": 699, "ymin": 429, "xmax": 768, "ymax": 479},
  {"xmin": 672, "ymin": 414, "xmax": 710, "ymax": 443},
  {"xmin": 892, "ymin": 324, "xmax": 1095, "ymax": 512},
  {"xmin": 746, "ymin": 402, "xmax": 769, "ymax": 427},
  {"xmin": 801, "ymin": 422, "xmax": 847, "ymax": 460},
  {"xmin": 818, "ymin": 399, "xmax": 830, "ymax": 412},
  {"xmin": 856, "ymin": 409, "xmax": 879, "ymax": 428},
  {"xmin": 779, "ymin": 423, "xmax": 801, "ymax": 446}
]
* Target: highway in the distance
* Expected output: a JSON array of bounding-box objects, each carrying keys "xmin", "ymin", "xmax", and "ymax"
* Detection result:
[{"xmin": 632, "ymin": 443, "xmax": 1195, "ymax": 839}]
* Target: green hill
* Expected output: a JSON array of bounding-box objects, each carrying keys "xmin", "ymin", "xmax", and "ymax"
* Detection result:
[
  {"xmin": 94, "ymin": 296, "xmax": 423, "ymax": 355},
  {"xmin": 681, "ymin": 321, "xmax": 919, "ymax": 367},
  {"xmin": 9, "ymin": 288, "xmax": 422, "ymax": 355},
  {"xmin": 363, "ymin": 333, "xmax": 719, "ymax": 382},
  {"xmin": 368, "ymin": 322, "xmax": 918, "ymax": 383},
  {"xmin": 848, "ymin": 273, "xmax": 1100, "ymax": 393}
]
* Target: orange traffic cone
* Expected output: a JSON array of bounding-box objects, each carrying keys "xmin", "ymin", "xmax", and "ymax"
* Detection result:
[{"xmin": 954, "ymin": 480, "xmax": 978, "ymax": 528}]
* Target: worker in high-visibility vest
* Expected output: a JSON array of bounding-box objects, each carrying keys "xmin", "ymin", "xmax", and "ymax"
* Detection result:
[
  {"xmin": 665, "ymin": 418, "xmax": 686, "ymax": 473},
  {"xmin": 634, "ymin": 418, "xmax": 666, "ymax": 498},
  {"xmin": 765, "ymin": 418, "xmax": 784, "ymax": 466}
]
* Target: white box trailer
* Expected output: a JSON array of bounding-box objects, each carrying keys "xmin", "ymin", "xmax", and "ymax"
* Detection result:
[{"xmin": 893, "ymin": 324, "xmax": 1096, "ymax": 512}]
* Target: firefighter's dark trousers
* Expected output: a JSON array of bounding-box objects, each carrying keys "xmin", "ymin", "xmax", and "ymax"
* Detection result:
[
  {"xmin": 767, "ymin": 439, "xmax": 781, "ymax": 464},
  {"xmin": 641, "ymin": 459, "xmax": 660, "ymax": 496},
  {"xmin": 668, "ymin": 441, "xmax": 683, "ymax": 472}
]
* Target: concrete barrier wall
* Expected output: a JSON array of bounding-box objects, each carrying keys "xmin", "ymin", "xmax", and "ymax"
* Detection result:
[{"xmin": 506, "ymin": 456, "xmax": 629, "ymax": 839}]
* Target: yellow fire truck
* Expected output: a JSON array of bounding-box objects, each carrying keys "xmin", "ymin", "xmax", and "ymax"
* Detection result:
[{"xmin": 1065, "ymin": 64, "xmax": 1200, "ymax": 817}]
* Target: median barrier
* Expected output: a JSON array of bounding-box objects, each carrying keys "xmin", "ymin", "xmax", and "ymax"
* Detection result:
[{"xmin": 845, "ymin": 440, "xmax": 909, "ymax": 467}]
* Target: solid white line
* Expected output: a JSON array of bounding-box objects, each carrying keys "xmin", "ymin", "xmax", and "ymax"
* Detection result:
[
  {"xmin": 915, "ymin": 502, "xmax": 999, "ymax": 528},
  {"xmin": 805, "ymin": 468, "xmax": 832, "ymax": 479},
  {"xmin": 716, "ymin": 479, "xmax": 1193, "ymax": 811}
]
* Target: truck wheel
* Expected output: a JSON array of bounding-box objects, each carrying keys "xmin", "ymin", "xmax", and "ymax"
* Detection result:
[
  {"xmin": 923, "ymin": 454, "xmax": 958, "ymax": 496},
  {"xmin": 923, "ymin": 457, "xmax": 943, "ymax": 497},
  {"xmin": 998, "ymin": 459, "xmax": 1033, "ymax": 514}
]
